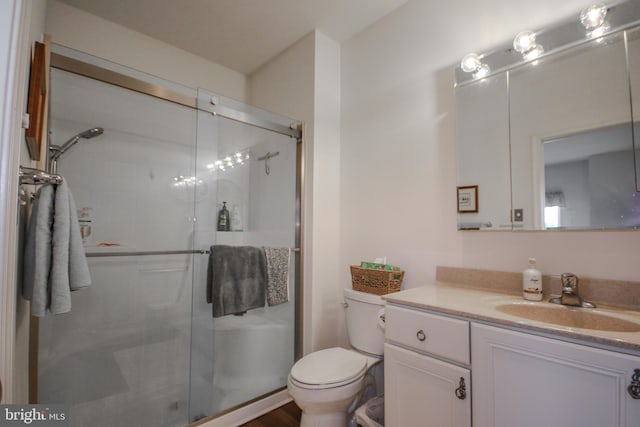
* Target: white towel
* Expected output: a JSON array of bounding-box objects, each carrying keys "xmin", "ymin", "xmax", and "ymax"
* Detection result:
[
  {"xmin": 23, "ymin": 181, "xmax": 91, "ymax": 316},
  {"xmin": 264, "ymin": 247, "xmax": 290, "ymax": 306}
]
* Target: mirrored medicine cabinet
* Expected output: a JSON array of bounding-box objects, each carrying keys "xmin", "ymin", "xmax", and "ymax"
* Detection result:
[{"xmin": 455, "ymin": 0, "xmax": 640, "ymax": 231}]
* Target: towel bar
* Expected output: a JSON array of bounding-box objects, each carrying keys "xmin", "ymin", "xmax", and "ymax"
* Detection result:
[
  {"xmin": 19, "ymin": 166, "xmax": 62, "ymax": 185},
  {"xmin": 85, "ymin": 247, "xmax": 301, "ymax": 258},
  {"xmin": 85, "ymin": 249, "xmax": 210, "ymax": 257}
]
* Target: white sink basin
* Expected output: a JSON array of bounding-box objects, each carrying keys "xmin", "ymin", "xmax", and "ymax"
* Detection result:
[{"xmin": 494, "ymin": 303, "xmax": 640, "ymax": 332}]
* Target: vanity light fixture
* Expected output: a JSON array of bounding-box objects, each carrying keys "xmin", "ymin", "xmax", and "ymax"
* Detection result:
[
  {"xmin": 455, "ymin": 0, "xmax": 640, "ymax": 86},
  {"xmin": 460, "ymin": 53, "xmax": 490, "ymax": 79},
  {"xmin": 513, "ymin": 31, "xmax": 544, "ymax": 61}
]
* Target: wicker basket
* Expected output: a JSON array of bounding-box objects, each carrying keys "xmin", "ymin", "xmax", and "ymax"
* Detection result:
[{"xmin": 350, "ymin": 265, "xmax": 404, "ymax": 295}]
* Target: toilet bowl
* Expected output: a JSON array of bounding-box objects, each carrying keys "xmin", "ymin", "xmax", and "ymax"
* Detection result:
[{"xmin": 288, "ymin": 288, "xmax": 385, "ymax": 427}]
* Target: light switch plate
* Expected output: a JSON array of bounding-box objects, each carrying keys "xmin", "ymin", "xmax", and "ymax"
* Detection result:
[{"xmin": 514, "ymin": 209, "xmax": 523, "ymax": 222}]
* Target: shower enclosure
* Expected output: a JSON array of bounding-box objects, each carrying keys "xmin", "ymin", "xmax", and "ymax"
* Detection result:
[{"xmin": 35, "ymin": 46, "xmax": 301, "ymax": 427}]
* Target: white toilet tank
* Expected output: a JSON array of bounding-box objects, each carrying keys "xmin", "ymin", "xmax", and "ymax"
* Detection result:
[{"xmin": 344, "ymin": 288, "xmax": 385, "ymax": 357}]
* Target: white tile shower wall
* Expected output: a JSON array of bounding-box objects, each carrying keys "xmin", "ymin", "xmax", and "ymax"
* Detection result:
[{"xmin": 49, "ymin": 69, "xmax": 196, "ymax": 250}]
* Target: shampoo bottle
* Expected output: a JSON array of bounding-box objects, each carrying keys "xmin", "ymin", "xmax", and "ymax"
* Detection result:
[{"xmin": 522, "ymin": 258, "xmax": 542, "ymax": 301}]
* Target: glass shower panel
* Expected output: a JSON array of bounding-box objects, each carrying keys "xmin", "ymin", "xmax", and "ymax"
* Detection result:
[
  {"xmin": 189, "ymin": 93, "xmax": 298, "ymax": 422},
  {"xmin": 39, "ymin": 68, "xmax": 196, "ymax": 427}
]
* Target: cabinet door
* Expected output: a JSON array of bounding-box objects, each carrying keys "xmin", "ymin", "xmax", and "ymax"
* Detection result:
[
  {"xmin": 472, "ymin": 323, "xmax": 640, "ymax": 427},
  {"xmin": 385, "ymin": 343, "xmax": 471, "ymax": 427}
]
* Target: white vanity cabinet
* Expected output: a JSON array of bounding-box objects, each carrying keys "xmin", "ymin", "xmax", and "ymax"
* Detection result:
[
  {"xmin": 472, "ymin": 323, "xmax": 640, "ymax": 427},
  {"xmin": 384, "ymin": 301, "xmax": 640, "ymax": 427},
  {"xmin": 384, "ymin": 305, "xmax": 471, "ymax": 427}
]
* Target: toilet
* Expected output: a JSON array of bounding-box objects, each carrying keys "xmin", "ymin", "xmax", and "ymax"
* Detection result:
[{"xmin": 288, "ymin": 288, "xmax": 385, "ymax": 427}]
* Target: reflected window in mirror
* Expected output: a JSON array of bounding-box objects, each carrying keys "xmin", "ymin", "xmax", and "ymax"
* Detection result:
[{"xmin": 543, "ymin": 123, "xmax": 638, "ymax": 229}]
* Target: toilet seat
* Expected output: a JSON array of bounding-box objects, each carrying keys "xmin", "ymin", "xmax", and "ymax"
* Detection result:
[{"xmin": 289, "ymin": 347, "xmax": 367, "ymax": 390}]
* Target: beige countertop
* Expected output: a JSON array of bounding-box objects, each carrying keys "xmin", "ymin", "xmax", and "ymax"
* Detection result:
[{"xmin": 382, "ymin": 282, "xmax": 640, "ymax": 354}]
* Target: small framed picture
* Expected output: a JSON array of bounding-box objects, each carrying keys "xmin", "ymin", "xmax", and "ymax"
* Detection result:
[{"xmin": 457, "ymin": 185, "xmax": 478, "ymax": 213}]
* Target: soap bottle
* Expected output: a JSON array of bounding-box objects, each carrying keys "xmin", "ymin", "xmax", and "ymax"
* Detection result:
[
  {"xmin": 217, "ymin": 201, "xmax": 230, "ymax": 231},
  {"xmin": 230, "ymin": 204, "xmax": 243, "ymax": 231},
  {"xmin": 78, "ymin": 207, "xmax": 93, "ymax": 245},
  {"xmin": 522, "ymin": 258, "xmax": 542, "ymax": 301}
]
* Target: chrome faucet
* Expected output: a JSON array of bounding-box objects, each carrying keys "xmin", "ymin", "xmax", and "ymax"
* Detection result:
[{"xmin": 549, "ymin": 273, "xmax": 595, "ymax": 308}]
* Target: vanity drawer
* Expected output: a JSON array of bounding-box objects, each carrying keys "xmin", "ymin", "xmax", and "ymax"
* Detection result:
[{"xmin": 385, "ymin": 305, "xmax": 470, "ymax": 365}]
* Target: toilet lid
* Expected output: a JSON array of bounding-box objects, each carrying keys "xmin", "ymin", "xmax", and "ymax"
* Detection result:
[{"xmin": 290, "ymin": 347, "xmax": 367, "ymax": 386}]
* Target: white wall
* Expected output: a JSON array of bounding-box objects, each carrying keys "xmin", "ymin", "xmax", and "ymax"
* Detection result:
[
  {"xmin": 340, "ymin": 0, "xmax": 640, "ymax": 328},
  {"xmin": 45, "ymin": 0, "xmax": 247, "ymax": 102},
  {"xmin": 311, "ymin": 32, "xmax": 343, "ymax": 349},
  {"xmin": 249, "ymin": 31, "xmax": 343, "ymax": 353}
]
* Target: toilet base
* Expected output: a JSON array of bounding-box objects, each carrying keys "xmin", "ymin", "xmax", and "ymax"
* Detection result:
[{"xmin": 300, "ymin": 411, "xmax": 347, "ymax": 427}]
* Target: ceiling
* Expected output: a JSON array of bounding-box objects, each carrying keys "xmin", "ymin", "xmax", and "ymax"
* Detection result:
[{"xmin": 55, "ymin": 0, "xmax": 408, "ymax": 75}]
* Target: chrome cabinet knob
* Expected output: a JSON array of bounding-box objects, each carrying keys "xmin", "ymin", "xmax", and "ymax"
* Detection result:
[{"xmin": 416, "ymin": 330, "xmax": 426, "ymax": 342}]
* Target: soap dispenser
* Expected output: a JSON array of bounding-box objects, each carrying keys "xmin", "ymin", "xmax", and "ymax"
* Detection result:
[
  {"xmin": 217, "ymin": 201, "xmax": 230, "ymax": 231},
  {"xmin": 522, "ymin": 258, "xmax": 542, "ymax": 301}
]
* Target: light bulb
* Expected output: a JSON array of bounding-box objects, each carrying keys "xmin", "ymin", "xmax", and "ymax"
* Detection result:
[
  {"xmin": 524, "ymin": 45, "xmax": 544, "ymax": 61},
  {"xmin": 580, "ymin": 4, "xmax": 608, "ymax": 31},
  {"xmin": 473, "ymin": 63, "xmax": 491, "ymax": 79},
  {"xmin": 513, "ymin": 31, "xmax": 537, "ymax": 54},
  {"xmin": 461, "ymin": 53, "xmax": 481, "ymax": 73}
]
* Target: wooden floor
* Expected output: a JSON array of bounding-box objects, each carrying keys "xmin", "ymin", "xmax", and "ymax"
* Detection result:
[{"xmin": 239, "ymin": 401, "xmax": 301, "ymax": 427}]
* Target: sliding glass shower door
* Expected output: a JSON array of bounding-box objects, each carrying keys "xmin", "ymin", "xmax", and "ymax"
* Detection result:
[
  {"xmin": 37, "ymin": 52, "xmax": 300, "ymax": 427},
  {"xmin": 188, "ymin": 90, "xmax": 299, "ymax": 422},
  {"xmin": 40, "ymin": 67, "xmax": 196, "ymax": 426}
]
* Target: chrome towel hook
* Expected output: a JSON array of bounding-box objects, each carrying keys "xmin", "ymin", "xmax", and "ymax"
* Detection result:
[{"xmin": 257, "ymin": 151, "xmax": 279, "ymax": 175}]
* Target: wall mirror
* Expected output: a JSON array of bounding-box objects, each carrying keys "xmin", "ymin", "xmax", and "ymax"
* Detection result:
[{"xmin": 455, "ymin": 0, "xmax": 640, "ymax": 231}]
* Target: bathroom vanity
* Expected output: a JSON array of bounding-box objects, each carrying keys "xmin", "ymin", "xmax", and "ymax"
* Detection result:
[{"xmin": 383, "ymin": 284, "xmax": 640, "ymax": 427}]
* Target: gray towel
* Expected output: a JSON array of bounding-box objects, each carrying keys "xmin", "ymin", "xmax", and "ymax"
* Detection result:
[
  {"xmin": 206, "ymin": 245, "xmax": 266, "ymax": 317},
  {"xmin": 23, "ymin": 185, "xmax": 54, "ymax": 316},
  {"xmin": 23, "ymin": 181, "xmax": 91, "ymax": 317},
  {"xmin": 264, "ymin": 247, "xmax": 290, "ymax": 306}
]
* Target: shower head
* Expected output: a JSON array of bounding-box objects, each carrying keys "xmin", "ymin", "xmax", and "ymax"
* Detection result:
[{"xmin": 50, "ymin": 127, "xmax": 104, "ymax": 161}]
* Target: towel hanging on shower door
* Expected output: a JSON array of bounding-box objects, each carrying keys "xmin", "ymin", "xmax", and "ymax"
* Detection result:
[
  {"xmin": 206, "ymin": 245, "xmax": 267, "ymax": 317},
  {"xmin": 264, "ymin": 247, "xmax": 290, "ymax": 306},
  {"xmin": 23, "ymin": 180, "xmax": 92, "ymax": 316}
]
